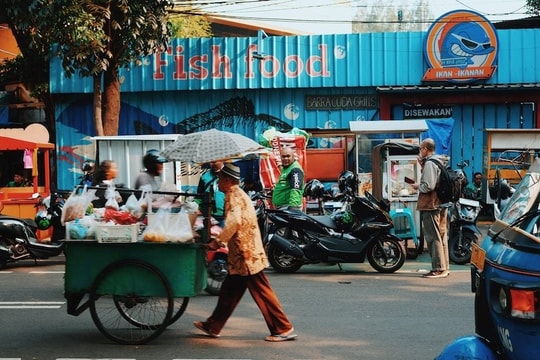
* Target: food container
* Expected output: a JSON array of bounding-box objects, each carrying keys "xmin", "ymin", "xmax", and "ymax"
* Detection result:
[{"xmin": 96, "ymin": 223, "xmax": 139, "ymax": 243}]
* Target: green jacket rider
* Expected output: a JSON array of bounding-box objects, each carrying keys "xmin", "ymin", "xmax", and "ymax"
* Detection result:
[{"xmin": 272, "ymin": 146, "xmax": 305, "ymax": 210}]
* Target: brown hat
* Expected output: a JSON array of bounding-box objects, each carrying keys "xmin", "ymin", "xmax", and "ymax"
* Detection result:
[{"xmin": 220, "ymin": 163, "xmax": 240, "ymax": 180}]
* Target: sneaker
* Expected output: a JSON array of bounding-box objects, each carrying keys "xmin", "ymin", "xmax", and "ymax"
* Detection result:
[
  {"xmin": 423, "ymin": 270, "xmax": 449, "ymax": 279},
  {"xmin": 193, "ymin": 321, "xmax": 220, "ymax": 338}
]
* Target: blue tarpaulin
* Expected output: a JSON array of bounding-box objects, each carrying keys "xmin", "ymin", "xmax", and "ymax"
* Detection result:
[{"xmin": 424, "ymin": 118, "xmax": 454, "ymax": 155}]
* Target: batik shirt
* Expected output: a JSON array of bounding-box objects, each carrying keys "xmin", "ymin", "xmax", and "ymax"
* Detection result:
[{"xmin": 218, "ymin": 184, "xmax": 269, "ymax": 276}]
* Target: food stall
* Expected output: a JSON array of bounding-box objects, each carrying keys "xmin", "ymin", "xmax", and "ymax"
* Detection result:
[
  {"xmin": 0, "ymin": 136, "xmax": 54, "ymax": 240},
  {"xmin": 349, "ymin": 120, "xmax": 430, "ymax": 255}
]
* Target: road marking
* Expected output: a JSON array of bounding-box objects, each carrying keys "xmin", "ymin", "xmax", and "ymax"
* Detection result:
[
  {"xmin": 0, "ymin": 301, "xmax": 64, "ymax": 309},
  {"xmin": 29, "ymin": 271, "xmax": 65, "ymax": 274}
]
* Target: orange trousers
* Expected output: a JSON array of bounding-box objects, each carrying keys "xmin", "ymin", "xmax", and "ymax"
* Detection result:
[{"xmin": 205, "ymin": 271, "xmax": 293, "ymax": 335}]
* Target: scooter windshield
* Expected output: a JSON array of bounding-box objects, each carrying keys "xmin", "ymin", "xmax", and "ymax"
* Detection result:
[
  {"xmin": 488, "ymin": 172, "xmax": 540, "ymax": 248},
  {"xmin": 499, "ymin": 172, "xmax": 540, "ymax": 225}
]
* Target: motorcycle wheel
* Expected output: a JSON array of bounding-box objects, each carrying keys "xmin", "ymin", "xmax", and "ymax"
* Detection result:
[
  {"xmin": 267, "ymin": 242, "xmax": 303, "ymax": 273},
  {"xmin": 449, "ymin": 231, "xmax": 476, "ymax": 265},
  {"xmin": 367, "ymin": 235, "xmax": 406, "ymax": 273},
  {"xmin": 205, "ymin": 256, "xmax": 228, "ymax": 295}
]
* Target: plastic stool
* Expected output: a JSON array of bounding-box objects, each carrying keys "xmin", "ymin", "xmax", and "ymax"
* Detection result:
[{"xmin": 389, "ymin": 207, "xmax": 418, "ymax": 246}]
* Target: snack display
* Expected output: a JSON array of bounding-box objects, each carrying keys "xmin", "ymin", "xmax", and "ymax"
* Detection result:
[{"xmin": 65, "ymin": 187, "xmax": 200, "ymax": 244}]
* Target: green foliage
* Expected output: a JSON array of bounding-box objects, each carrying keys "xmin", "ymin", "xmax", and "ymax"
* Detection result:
[
  {"xmin": 169, "ymin": 13, "xmax": 212, "ymax": 38},
  {"xmin": 526, "ymin": 0, "xmax": 540, "ymax": 16},
  {"xmin": 0, "ymin": 0, "xmax": 173, "ymax": 79},
  {"xmin": 49, "ymin": 0, "xmax": 172, "ymax": 77},
  {"xmin": 0, "ymin": 56, "xmax": 25, "ymax": 85},
  {"xmin": 0, "ymin": 0, "xmax": 175, "ymax": 134}
]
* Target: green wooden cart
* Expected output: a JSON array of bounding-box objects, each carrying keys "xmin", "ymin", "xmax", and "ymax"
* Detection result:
[{"xmin": 64, "ymin": 240, "xmax": 207, "ymax": 345}]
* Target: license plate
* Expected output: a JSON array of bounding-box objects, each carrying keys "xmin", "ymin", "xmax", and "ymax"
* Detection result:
[{"xmin": 470, "ymin": 243, "xmax": 486, "ymax": 271}]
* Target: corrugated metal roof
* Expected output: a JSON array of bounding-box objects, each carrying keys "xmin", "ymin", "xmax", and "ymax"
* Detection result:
[{"xmin": 50, "ymin": 29, "xmax": 540, "ymax": 94}]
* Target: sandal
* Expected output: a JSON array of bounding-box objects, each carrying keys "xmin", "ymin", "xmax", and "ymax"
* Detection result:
[
  {"xmin": 193, "ymin": 321, "xmax": 220, "ymax": 338},
  {"xmin": 264, "ymin": 328, "xmax": 297, "ymax": 342}
]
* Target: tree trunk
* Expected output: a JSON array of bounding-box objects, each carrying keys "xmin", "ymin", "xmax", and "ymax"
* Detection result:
[
  {"xmin": 93, "ymin": 74, "xmax": 104, "ymax": 136},
  {"xmin": 102, "ymin": 67, "xmax": 120, "ymax": 136}
]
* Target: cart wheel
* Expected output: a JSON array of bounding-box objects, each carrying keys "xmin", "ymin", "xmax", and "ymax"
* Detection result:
[
  {"xmin": 169, "ymin": 297, "xmax": 189, "ymax": 325},
  {"xmin": 89, "ymin": 259, "xmax": 173, "ymax": 345}
]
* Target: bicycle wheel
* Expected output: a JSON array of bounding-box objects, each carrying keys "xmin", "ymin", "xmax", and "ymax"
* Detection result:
[
  {"xmin": 169, "ymin": 297, "xmax": 189, "ymax": 325},
  {"xmin": 89, "ymin": 259, "xmax": 173, "ymax": 345}
]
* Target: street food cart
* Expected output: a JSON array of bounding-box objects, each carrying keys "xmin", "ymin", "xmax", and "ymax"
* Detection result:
[
  {"xmin": 63, "ymin": 186, "xmax": 208, "ymax": 344},
  {"xmin": 64, "ymin": 240, "xmax": 206, "ymax": 344}
]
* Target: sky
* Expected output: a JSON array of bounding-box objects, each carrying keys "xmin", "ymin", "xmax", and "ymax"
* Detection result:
[{"xmin": 194, "ymin": 0, "xmax": 530, "ymax": 34}]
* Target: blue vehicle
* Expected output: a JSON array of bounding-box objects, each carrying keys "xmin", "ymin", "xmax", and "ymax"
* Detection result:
[{"xmin": 437, "ymin": 170, "xmax": 540, "ymax": 360}]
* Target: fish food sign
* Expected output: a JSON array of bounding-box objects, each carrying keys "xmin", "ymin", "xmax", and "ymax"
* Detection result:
[{"xmin": 422, "ymin": 10, "xmax": 498, "ymax": 83}]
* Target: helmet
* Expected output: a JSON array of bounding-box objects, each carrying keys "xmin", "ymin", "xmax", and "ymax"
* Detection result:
[
  {"xmin": 143, "ymin": 149, "xmax": 167, "ymax": 174},
  {"xmin": 35, "ymin": 212, "xmax": 51, "ymax": 230},
  {"xmin": 304, "ymin": 179, "xmax": 325, "ymax": 198},
  {"xmin": 338, "ymin": 171, "xmax": 358, "ymax": 194},
  {"xmin": 331, "ymin": 210, "xmax": 354, "ymax": 231},
  {"xmin": 82, "ymin": 161, "xmax": 95, "ymax": 173},
  {"xmin": 435, "ymin": 336, "xmax": 497, "ymax": 360}
]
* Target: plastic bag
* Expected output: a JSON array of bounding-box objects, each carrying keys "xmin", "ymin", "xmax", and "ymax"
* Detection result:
[
  {"xmin": 166, "ymin": 212, "xmax": 194, "ymax": 243},
  {"xmin": 105, "ymin": 184, "xmax": 119, "ymax": 210},
  {"xmin": 143, "ymin": 206, "xmax": 194, "ymax": 243},
  {"xmin": 142, "ymin": 206, "xmax": 170, "ymax": 242},
  {"xmin": 67, "ymin": 216, "xmax": 98, "ymax": 239},
  {"xmin": 104, "ymin": 208, "xmax": 139, "ymax": 225},
  {"xmin": 124, "ymin": 193, "xmax": 138, "ymax": 211},
  {"xmin": 61, "ymin": 187, "xmax": 97, "ymax": 225}
]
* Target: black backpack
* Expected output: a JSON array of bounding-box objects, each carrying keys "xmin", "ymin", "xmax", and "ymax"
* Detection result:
[{"xmin": 428, "ymin": 158, "xmax": 465, "ymax": 204}]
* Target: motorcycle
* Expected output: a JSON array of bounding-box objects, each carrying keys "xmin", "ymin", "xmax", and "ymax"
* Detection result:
[
  {"xmin": 205, "ymin": 242, "xmax": 228, "ymax": 295},
  {"xmin": 249, "ymin": 189, "xmax": 272, "ymax": 241},
  {"xmin": 0, "ymin": 193, "xmax": 65, "ymax": 269},
  {"xmin": 194, "ymin": 216, "xmax": 228, "ymax": 295},
  {"xmin": 264, "ymin": 186, "xmax": 406, "ymax": 274},
  {"xmin": 448, "ymin": 197, "xmax": 482, "ymax": 264}
]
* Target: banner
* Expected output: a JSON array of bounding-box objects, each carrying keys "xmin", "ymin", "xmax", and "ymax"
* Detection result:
[{"xmin": 259, "ymin": 130, "xmax": 308, "ymax": 190}]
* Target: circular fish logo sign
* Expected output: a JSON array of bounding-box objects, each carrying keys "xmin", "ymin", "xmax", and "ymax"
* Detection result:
[{"xmin": 423, "ymin": 10, "xmax": 498, "ymax": 83}]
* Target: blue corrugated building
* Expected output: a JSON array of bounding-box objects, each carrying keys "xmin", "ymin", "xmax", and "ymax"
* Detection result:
[{"xmin": 48, "ymin": 10, "xmax": 540, "ymax": 191}]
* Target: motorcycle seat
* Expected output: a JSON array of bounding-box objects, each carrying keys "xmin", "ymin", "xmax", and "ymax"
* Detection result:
[{"xmin": 311, "ymin": 215, "xmax": 338, "ymax": 230}]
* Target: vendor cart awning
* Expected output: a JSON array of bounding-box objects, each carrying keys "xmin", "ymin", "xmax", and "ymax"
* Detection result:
[
  {"xmin": 349, "ymin": 120, "xmax": 428, "ymax": 133},
  {"xmin": 0, "ymin": 136, "xmax": 55, "ymax": 150}
]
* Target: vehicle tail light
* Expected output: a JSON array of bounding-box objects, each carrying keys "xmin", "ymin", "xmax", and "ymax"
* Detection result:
[
  {"xmin": 491, "ymin": 279, "xmax": 540, "ymax": 321},
  {"xmin": 509, "ymin": 289, "xmax": 537, "ymax": 319}
]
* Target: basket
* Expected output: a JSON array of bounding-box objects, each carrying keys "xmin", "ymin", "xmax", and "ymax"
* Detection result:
[{"xmin": 96, "ymin": 223, "xmax": 139, "ymax": 243}]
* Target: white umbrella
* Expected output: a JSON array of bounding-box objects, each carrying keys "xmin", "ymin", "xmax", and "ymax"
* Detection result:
[{"xmin": 160, "ymin": 129, "xmax": 269, "ymax": 164}]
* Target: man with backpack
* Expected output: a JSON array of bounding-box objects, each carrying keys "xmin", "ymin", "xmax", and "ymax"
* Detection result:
[{"xmin": 411, "ymin": 138, "xmax": 450, "ymax": 279}]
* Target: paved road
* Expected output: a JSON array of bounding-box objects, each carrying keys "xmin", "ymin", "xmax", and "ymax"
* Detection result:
[{"xmin": 0, "ymin": 241, "xmax": 481, "ymax": 360}]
